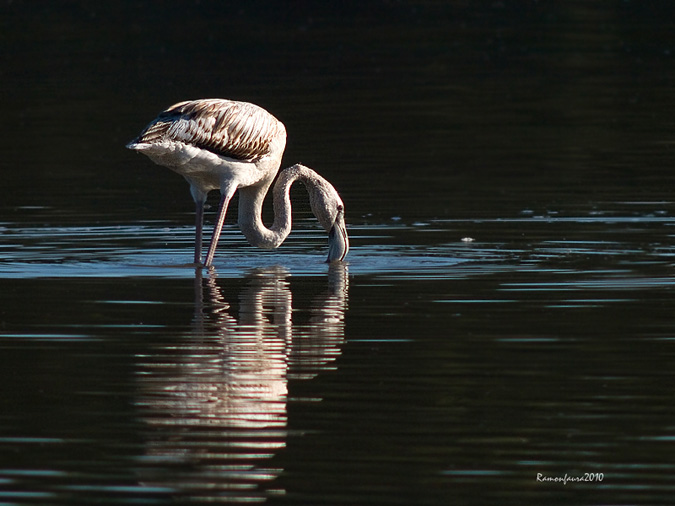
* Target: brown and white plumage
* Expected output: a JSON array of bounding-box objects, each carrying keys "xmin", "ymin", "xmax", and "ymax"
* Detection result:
[
  {"xmin": 134, "ymin": 99, "xmax": 284, "ymax": 162},
  {"xmin": 126, "ymin": 98, "xmax": 349, "ymax": 267}
]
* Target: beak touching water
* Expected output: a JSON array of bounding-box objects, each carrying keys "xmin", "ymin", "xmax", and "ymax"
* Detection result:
[{"xmin": 327, "ymin": 208, "xmax": 349, "ymax": 263}]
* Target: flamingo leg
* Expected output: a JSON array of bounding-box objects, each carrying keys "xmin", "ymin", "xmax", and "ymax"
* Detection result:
[
  {"xmin": 193, "ymin": 199, "xmax": 205, "ymax": 265},
  {"xmin": 203, "ymin": 189, "xmax": 235, "ymax": 267}
]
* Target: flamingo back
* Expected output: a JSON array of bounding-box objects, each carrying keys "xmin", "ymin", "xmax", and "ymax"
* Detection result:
[{"xmin": 133, "ymin": 99, "xmax": 286, "ymax": 162}]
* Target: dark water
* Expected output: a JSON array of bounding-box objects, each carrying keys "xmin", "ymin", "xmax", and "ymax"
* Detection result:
[{"xmin": 2, "ymin": 2, "xmax": 675, "ymax": 504}]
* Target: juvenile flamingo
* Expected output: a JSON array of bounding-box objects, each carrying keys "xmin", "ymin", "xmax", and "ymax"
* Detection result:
[{"xmin": 126, "ymin": 98, "xmax": 349, "ymax": 267}]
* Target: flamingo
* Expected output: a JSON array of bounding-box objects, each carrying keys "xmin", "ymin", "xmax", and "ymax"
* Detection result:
[{"xmin": 126, "ymin": 98, "xmax": 349, "ymax": 267}]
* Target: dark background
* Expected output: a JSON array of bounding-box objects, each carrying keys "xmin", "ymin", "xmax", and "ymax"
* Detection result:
[{"xmin": 2, "ymin": 1, "xmax": 674, "ymax": 226}]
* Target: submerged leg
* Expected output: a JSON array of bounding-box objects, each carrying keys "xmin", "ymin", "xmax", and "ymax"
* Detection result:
[{"xmin": 204, "ymin": 188, "xmax": 236, "ymax": 267}]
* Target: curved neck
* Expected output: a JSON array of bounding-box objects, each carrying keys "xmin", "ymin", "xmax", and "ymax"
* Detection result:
[{"xmin": 237, "ymin": 164, "xmax": 317, "ymax": 249}]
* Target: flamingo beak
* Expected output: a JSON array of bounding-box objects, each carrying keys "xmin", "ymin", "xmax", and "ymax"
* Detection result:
[{"xmin": 327, "ymin": 210, "xmax": 349, "ymax": 262}]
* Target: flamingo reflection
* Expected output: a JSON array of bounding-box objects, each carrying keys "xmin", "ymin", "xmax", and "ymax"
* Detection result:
[{"xmin": 135, "ymin": 264, "xmax": 348, "ymax": 501}]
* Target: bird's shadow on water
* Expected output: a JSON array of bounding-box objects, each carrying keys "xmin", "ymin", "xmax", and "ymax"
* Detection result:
[{"xmin": 133, "ymin": 263, "xmax": 349, "ymax": 501}]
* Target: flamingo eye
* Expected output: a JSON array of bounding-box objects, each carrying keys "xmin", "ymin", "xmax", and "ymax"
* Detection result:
[{"xmin": 337, "ymin": 205, "xmax": 343, "ymax": 212}]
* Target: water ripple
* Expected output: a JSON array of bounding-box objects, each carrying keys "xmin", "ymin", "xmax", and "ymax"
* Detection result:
[{"xmin": 1, "ymin": 214, "xmax": 673, "ymax": 280}]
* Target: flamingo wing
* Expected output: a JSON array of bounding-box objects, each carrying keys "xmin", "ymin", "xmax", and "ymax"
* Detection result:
[{"xmin": 134, "ymin": 99, "xmax": 285, "ymax": 162}]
